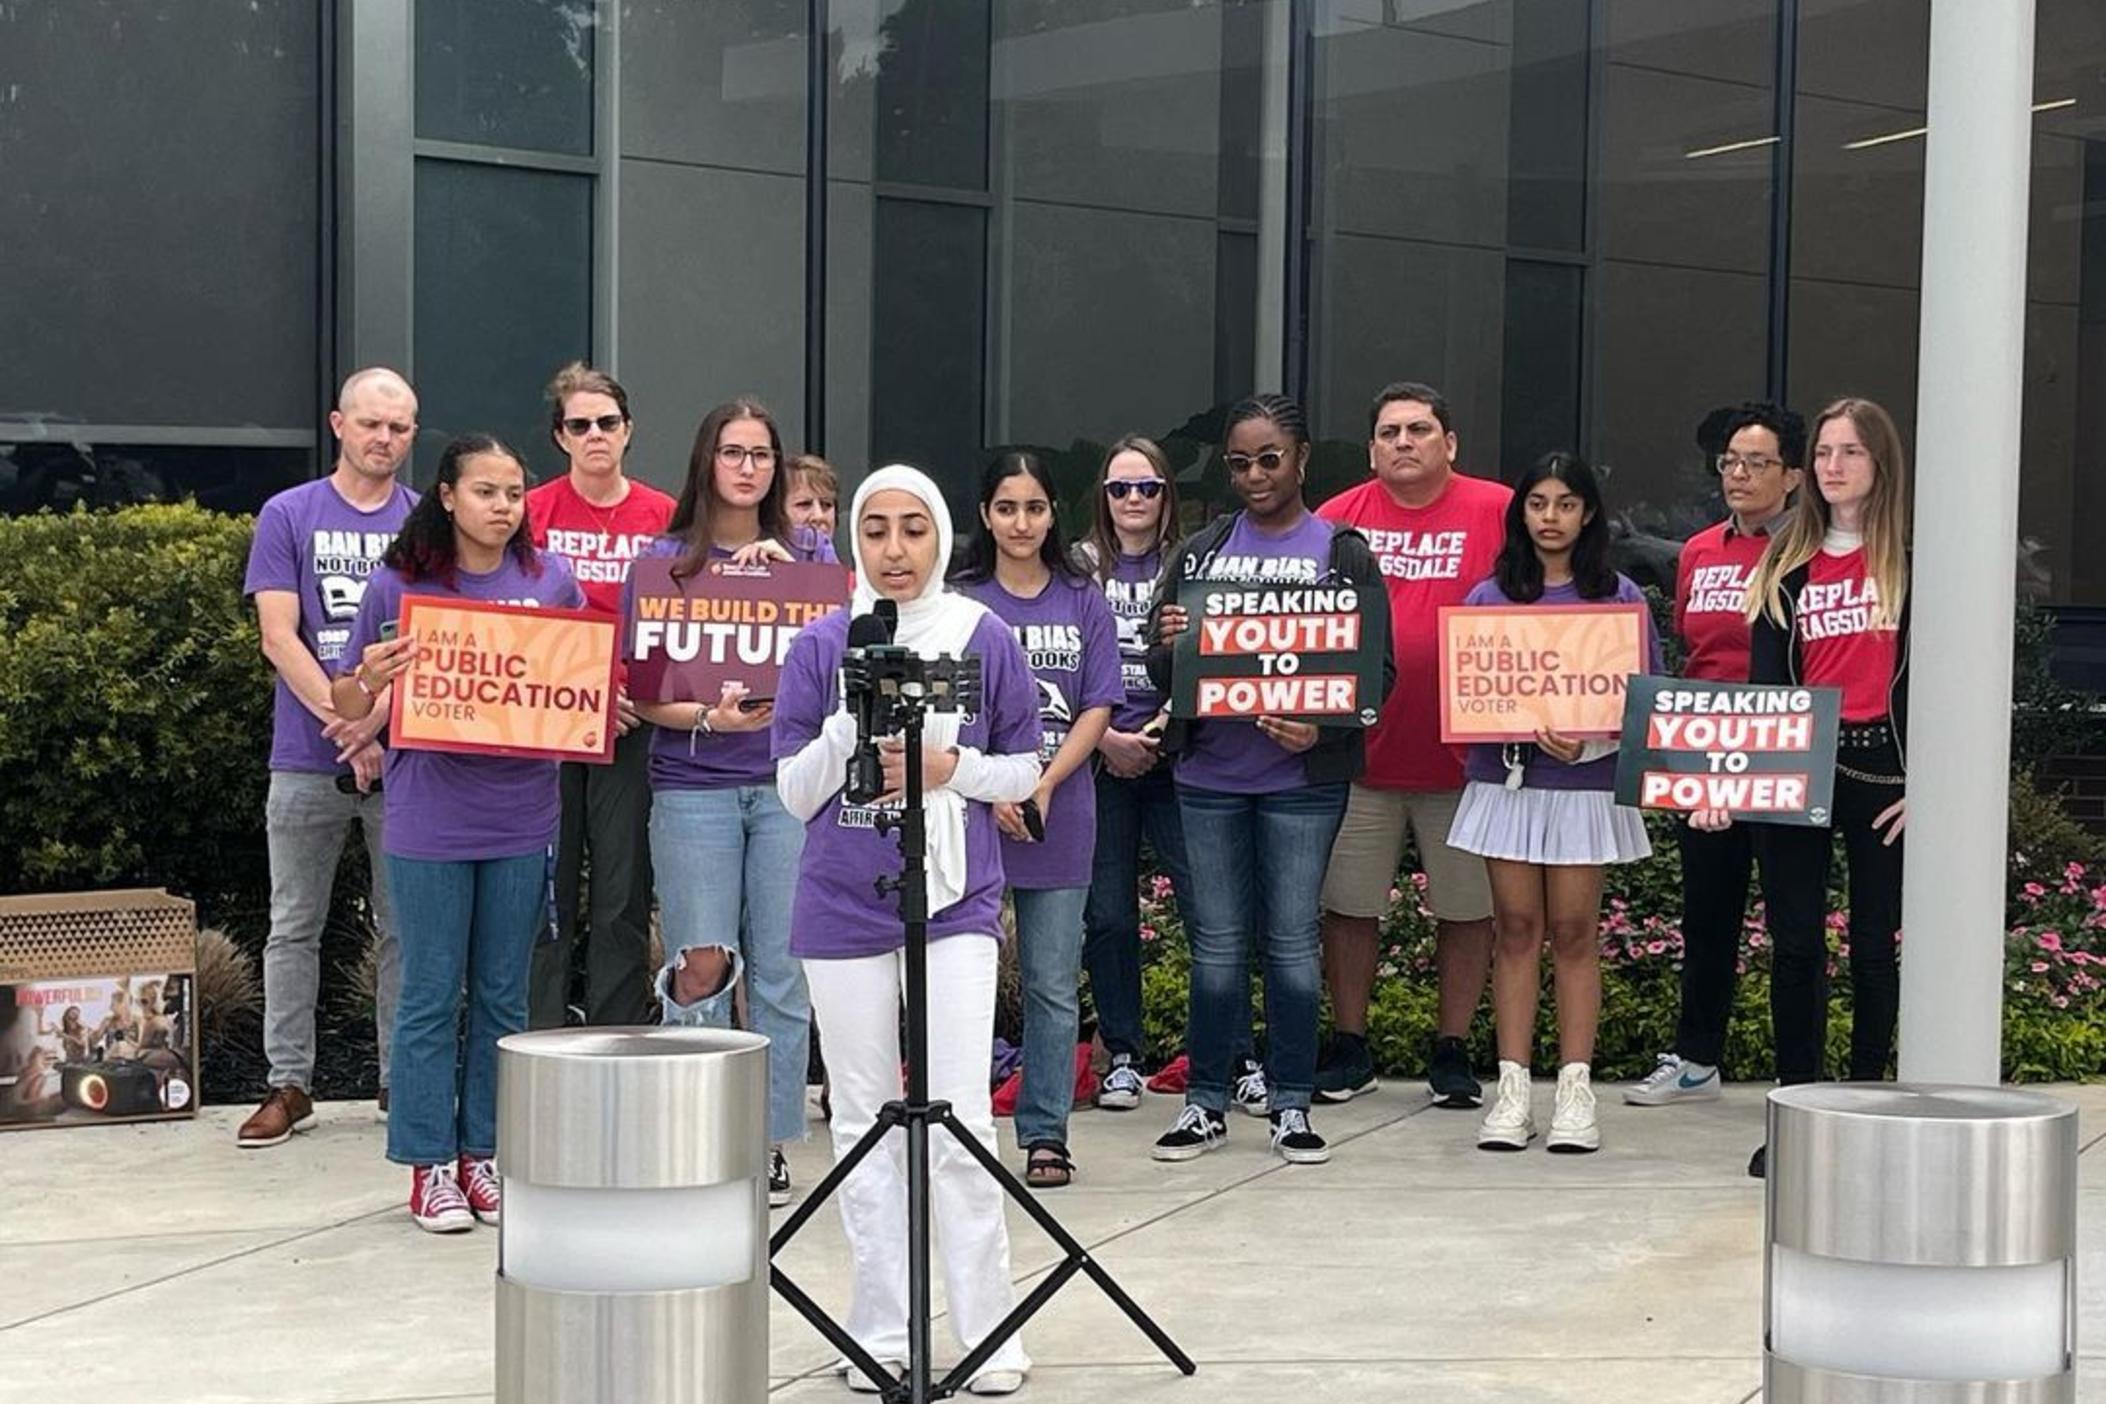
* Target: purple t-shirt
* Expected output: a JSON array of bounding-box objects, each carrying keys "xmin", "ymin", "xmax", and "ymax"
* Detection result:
[
  {"xmin": 1459, "ymin": 574, "xmax": 1664, "ymax": 793},
  {"xmin": 244, "ymin": 478, "xmax": 418, "ymax": 773},
  {"xmin": 620, "ymin": 529, "xmax": 842, "ymax": 792},
  {"xmin": 1103, "ymin": 549, "xmax": 1167, "ymax": 731},
  {"xmin": 340, "ymin": 552, "xmax": 586, "ymax": 861},
  {"xmin": 962, "ymin": 575, "xmax": 1124, "ymax": 890},
  {"xmin": 772, "ymin": 608, "xmax": 1040, "ymax": 958},
  {"xmin": 1175, "ymin": 511, "xmax": 1341, "ymax": 795}
]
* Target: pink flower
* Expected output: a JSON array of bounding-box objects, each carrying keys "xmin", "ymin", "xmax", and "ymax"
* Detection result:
[
  {"xmin": 2068, "ymin": 861, "xmax": 2087, "ymax": 880},
  {"xmin": 2023, "ymin": 882, "xmax": 2046, "ymax": 902},
  {"xmin": 1388, "ymin": 886, "xmax": 1403, "ymax": 904},
  {"xmin": 2031, "ymin": 960, "xmax": 2050, "ymax": 973},
  {"xmin": 1645, "ymin": 940, "xmax": 1667, "ymax": 956},
  {"xmin": 1139, "ymin": 924, "xmax": 1158, "ymax": 944},
  {"xmin": 1150, "ymin": 874, "xmax": 1174, "ymax": 901},
  {"xmin": 2037, "ymin": 931, "xmax": 2064, "ymax": 952},
  {"xmin": 2053, "ymin": 994, "xmax": 2071, "ymax": 1009}
]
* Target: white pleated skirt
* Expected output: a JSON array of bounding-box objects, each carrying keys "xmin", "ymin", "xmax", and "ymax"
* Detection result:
[{"xmin": 1449, "ymin": 781, "xmax": 1652, "ymax": 867}]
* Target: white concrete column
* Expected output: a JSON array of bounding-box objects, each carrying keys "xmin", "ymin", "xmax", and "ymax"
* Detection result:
[{"xmin": 1896, "ymin": 0, "xmax": 2037, "ymax": 1085}]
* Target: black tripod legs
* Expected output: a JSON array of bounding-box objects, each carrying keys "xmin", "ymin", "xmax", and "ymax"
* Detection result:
[
  {"xmin": 772, "ymin": 1095, "xmax": 1196, "ymax": 1402},
  {"xmin": 933, "ymin": 1106, "xmax": 1197, "ymax": 1390}
]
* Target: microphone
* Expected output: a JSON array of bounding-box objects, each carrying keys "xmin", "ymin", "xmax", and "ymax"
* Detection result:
[{"xmin": 844, "ymin": 600, "xmax": 897, "ymax": 803}]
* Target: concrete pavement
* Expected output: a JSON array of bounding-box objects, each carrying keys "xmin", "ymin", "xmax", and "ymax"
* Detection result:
[{"xmin": 3, "ymin": 1080, "xmax": 2101, "ymax": 1402}]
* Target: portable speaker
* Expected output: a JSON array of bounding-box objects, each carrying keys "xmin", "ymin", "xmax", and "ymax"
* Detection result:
[{"xmin": 61, "ymin": 1059, "xmax": 165, "ymax": 1116}]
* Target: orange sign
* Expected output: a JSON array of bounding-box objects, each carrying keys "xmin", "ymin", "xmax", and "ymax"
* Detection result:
[
  {"xmin": 389, "ymin": 597, "xmax": 619, "ymax": 763},
  {"xmin": 1438, "ymin": 603, "xmax": 1648, "ymax": 743}
]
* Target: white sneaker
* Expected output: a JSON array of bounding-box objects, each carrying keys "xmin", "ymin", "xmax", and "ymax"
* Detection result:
[
  {"xmin": 1476, "ymin": 1061, "xmax": 1534, "ymax": 1150},
  {"xmin": 1231, "ymin": 1061, "xmax": 1270, "ymax": 1117},
  {"xmin": 1547, "ymin": 1062, "xmax": 1600, "ymax": 1154},
  {"xmin": 1096, "ymin": 1055, "xmax": 1145, "ymax": 1111},
  {"xmin": 1624, "ymin": 1053, "xmax": 1721, "ymax": 1106},
  {"xmin": 966, "ymin": 1368, "xmax": 1027, "ymax": 1396},
  {"xmin": 842, "ymin": 1359, "xmax": 904, "ymax": 1394}
]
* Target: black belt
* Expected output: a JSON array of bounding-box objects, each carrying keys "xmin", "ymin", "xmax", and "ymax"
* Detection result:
[{"xmin": 1837, "ymin": 720, "xmax": 1894, "ymax": 750}]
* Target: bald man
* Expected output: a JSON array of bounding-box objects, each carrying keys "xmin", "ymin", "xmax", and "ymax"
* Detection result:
[{"xmin": 237, "ymin": 368, "xmax": 420, "ymax": 1148}]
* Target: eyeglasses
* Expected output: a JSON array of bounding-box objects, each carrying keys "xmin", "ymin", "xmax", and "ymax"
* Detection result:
[
  {"xmin": 1104, "ymin": 478, "xmax": 1165, "ymax": 500},
  {"xmin": 1715, "ymin": 452, "xmax": 1784, "ymax": 477},
  {"xmin": 561, "ymin": 414, "xmax": 627, "ymax": 437},
  {"xmin": 1224, "ymin": 450, "xmax": 1290, "ymax": 475},
  {"xmin": 716, "ymin": 444, "xmax": 779, "ymax": 469}
]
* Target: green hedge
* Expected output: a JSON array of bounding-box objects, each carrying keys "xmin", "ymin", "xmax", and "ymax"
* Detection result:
[{"xmin": 0, "ymin": 504, "xmax": 275, "ymax": 916}]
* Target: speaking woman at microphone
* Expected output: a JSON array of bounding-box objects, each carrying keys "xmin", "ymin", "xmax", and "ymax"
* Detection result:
[{"xmin": 772, "ymin": 465, "xmax": 1040, "ymax": 1396}]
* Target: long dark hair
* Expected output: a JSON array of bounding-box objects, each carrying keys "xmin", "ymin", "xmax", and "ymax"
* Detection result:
[
  {"xmin": 667, "ymin": 398, "xmax": 790, "ymax": 580},
  {"xmin": 1084, "ymin": 434, "xmax": 1181, "ymax": 581},
  {"xmin": 383, "ymin": 434, "xmax": 539, "ymax": 586},
  {"xmin": 950, "ymin": 450, "xmax": 1084, "ymax": 585},
  {"xmin": 1493, "ymin": 451, "xmax": 1615, "ymax": 602}
]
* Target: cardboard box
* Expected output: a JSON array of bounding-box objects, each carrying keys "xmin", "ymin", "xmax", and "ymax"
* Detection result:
[{"xmin": 0, "ymin": 889, "xmax": 199, "ymax": 1130}]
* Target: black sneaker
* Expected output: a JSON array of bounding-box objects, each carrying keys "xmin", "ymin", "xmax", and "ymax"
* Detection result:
[
  {"xmin": 1269, "ymin": 1107, "xmax": 1331, "ymax": 1164},
  {"xmin": 1747, "ymin": 1143, "xmax": 1767, "ymax": 1179},
  {"xmin": 1314, "ymin": 1033, "xmax": 1378, "ymax": 1104},
  {"xmin": 1427, "ymin": 1036, "xmax": 1482, "ymax": 1109},
  {"xmin": 1151, "ymin": 1104, "xmax": 1228, "ymax": 1161},
  {"xmin": 769, "ymin": 1146, "xmax": 792, "ymax": 1207}
]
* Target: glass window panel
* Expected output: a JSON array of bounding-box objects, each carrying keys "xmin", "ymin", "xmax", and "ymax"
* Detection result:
[
  {"xmin": 870, "ymin": 198, "xmax": 985, "ymax": 508},
  {"xmin": 416, "ymin": 0, "xmax": 596, "ymax": 156},
  {"xmin": 412, "ymin": 160, "xmax": 594, "ymax": 482},
  {"xmin": 0, "ymin": 0, "xmax": 319, "ymax": 431},
  {"xmin": 620, "ymin": 0, "xmax": 806, "ymax": 174},
  {"xmin": 874, "ymin": 0, "xmax": 989, "ymax": 190},
  {"xmin": 0, "ymin": 442, "xmax": 314, "ymax": 517}
]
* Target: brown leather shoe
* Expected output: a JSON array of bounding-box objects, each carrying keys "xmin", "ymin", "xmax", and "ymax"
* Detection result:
[{"xmin": 238, "ymin": 1086, "xmax": 315, "ymax": 1149}]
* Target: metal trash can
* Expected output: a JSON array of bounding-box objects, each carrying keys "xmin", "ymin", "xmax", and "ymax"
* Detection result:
[
  {"xmin": 1765, "ymin": 1083, "xmax": 2078, "ymax": 1402},
  {"xmin": 495, "ymin": 1027, "xmax": 771, "ymax": 1404}
]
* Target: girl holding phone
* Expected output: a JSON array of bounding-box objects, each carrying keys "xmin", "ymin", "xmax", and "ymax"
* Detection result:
[
  {"xmin": 626, "ymin": 399, "xmax": 837, "ymax": 1209},
  {"xmin": 952, "ymin": 451, "xmax": 1122, "ymax": 1188}
]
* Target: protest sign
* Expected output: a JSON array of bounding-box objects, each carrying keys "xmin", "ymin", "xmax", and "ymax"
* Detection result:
[
  {"xmin": 1438, "ymin": 603, "xmax": 1648, "ymax": 742},
  {"xmin": 1613, "ymin": 678, "xmax": 1840, "ymax": 826},
  {"xmin": 625, "ymin": 556, "xmax": 850, "ymax": 703},
  {"xmin": 390, "ymin": 598, "xmax": 619, "ymax": 763},
  {"xmin": 1170, "ymin": 582, "xmax": 1386, "ymax": 725}
]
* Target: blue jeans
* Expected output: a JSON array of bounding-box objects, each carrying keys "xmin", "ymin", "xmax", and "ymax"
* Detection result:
[
  {"xmin": 1084, "ymin": 764, "xmax": 1256, "ymax": 1067},
  {"xmin": 1176, "ymin": 782, "xmax": 1348, "ymax": 1115},
  {"xmin": 651, "ymin": 785, "xmax": 811, "ymax": 1146},
  {"xmin": 1012, "ymin": 884, "xmax": 1089, "ymax": 1149},
  {"xmin": 385, "ymin": 851, "xmax": 545, "ymax": 1166},
  {"xmin": 1082, "ymin": 766, "xmax": 1189, "ymax": 1060}
]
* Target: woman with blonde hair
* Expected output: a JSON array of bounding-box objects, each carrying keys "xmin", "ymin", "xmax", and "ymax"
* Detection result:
[{"xmin": 1726, "ymin": 396, "xmax": 1910, "ymax": 1179}]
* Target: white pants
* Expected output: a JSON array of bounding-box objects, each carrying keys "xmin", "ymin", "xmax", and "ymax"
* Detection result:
[{"xmin": 803, "ymin": 936, "xmax": 1030, "ymax": 1374}]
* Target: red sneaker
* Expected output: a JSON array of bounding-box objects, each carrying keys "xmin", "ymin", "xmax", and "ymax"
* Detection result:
[
  {"xmin": 409, "ymin": 1164, "xmax": 474, "ymax": 1234},
  {"xmin": 458, "ymin": 1154, "xmax": 502, "ymax": 1225},
  {"xmin": 1145, "ymin": 1054, "xmax": 1190, "ymax": 1095}
]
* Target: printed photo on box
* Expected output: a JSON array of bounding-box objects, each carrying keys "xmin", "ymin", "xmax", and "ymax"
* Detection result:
[{"xmin": 0, "ymin": 974, "xmax": 196, "ymax": 1127}]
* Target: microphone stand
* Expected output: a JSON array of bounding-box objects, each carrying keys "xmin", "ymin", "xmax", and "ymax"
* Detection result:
[{"xmin": 770, "ymin": 653, "xmax": 1194, "ymax": 1403}]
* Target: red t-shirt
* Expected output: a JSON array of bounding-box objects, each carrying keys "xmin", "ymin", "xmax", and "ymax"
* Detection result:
[
  {"xmin": 526, "ymin": 475, "xmax": 678, "ymax": 618},
  {"xmin": 1317, "ymin": 472, "xmax": 1511, "ymax": 790},
  {"xmin": 1798, "ymin": 547, "xmax": 1900, "ymax": 721},
  {"xmin": 1674, "ymin": 520, "xmax": 1768, "ymax": 683}
]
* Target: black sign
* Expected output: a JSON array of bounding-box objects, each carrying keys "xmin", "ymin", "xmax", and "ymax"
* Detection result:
[
  {"xmin": 1169, "ymin": 582, "xmax": 1385, "ymax": 727},
  {"xmin": 1613, "ymin": 678, "xmax": 1841, "ymax": 827}
]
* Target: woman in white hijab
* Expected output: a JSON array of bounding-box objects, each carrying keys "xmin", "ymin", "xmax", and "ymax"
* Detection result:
[{"xmin": 774, "ymin": 465, "xmax": 1042, "ymax": 1395}]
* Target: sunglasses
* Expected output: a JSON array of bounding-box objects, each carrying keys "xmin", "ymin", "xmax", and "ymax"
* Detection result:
[
  {"xmin": 561, "ymin": 414, "xmax": 627, "ymax": 436},
  {"xmin": 1224, "ymin": 449, "xmax": 1291, "ymax": 474},
  {"xmin": 1104, "ymin": 479, "xmax": 1166, "ymax": 501}
]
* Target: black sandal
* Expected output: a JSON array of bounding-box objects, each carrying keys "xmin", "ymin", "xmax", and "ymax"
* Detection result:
[{"xmin": 1024, "ymin": 1141, "xmax": 1074, "ymax": 1189}]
